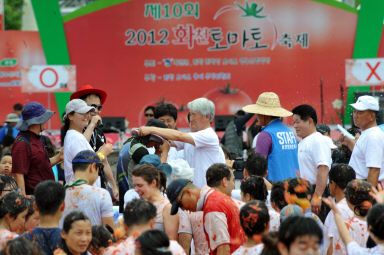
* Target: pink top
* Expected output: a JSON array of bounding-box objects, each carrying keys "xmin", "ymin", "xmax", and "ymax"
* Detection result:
[{"xmin": 153, "ymin": 196, "xmax": 171, "ymax": 232}]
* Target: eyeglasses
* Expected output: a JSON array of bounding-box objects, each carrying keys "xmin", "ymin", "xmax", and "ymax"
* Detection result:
[
  {"xmin": 177, "ymin": 191, "xmax": 185, "ymax": 208},
  {"xmin": 91, "ymin": 104, "xmax": 103, "ymax": 111},
  {"xmin": 145, "ymin": 113, "xmax": 154, "ymax": 117}
]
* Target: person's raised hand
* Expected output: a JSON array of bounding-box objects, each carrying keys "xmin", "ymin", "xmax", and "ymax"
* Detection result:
[
  {"xmin": 322, "ymin": 197, "xmax": 341, "ymax": 215},
  {"xmin": 370, "ymin": 183, "xmax": 384, "ymax": 204},
  {"xmin": 89, "ymin": 114, "xmax": 102, "ymax": 127}
]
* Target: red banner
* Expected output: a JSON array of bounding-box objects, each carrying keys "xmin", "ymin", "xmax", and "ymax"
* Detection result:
[{"xmin": 64, "ymin": 0, "xmax": 357, "ymax": 127}]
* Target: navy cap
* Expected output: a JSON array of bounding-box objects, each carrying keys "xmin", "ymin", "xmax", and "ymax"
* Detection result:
[
  {"xmin": 72, "ymin": 150, "xmax": 101, "ymax": 164},
  {"xmin": 166, "ymin": 179, "xmax": 191, "ymax": 215},
  {"xmin": 316, "ymin": 124, "xmax": 330, "ymax": 135}
]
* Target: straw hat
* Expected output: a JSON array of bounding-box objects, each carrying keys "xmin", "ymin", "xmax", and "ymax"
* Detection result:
[{"xmin": 242, "ymin": 92, "xmax": 292, "ymax": 117}]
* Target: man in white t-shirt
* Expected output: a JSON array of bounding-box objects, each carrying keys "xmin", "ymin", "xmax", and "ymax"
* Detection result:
[
  {"xmin": 292, "ymin": 104, "xmax": 331, "ymax": 219},
  {"xmin": 343, "ymin": 95, "xmax": 384, "ymax": 187},
  {"xmin": 60, "ymin": 150, "xmax": 114, "ymax": 229},
  {"xmin": 138, "ymin": 97, "xmax": 225, "ymax": 187}
]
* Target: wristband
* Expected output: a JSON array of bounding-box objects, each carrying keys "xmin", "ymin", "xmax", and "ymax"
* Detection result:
[{"xmin": 97, "ymin": 152, "xmax": 105, "ymax": 160}]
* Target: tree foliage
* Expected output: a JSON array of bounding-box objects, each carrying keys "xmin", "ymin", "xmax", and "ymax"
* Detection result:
[{"xmin": 4, "ymin": 0, "xmax": 24, "ymax": 30}]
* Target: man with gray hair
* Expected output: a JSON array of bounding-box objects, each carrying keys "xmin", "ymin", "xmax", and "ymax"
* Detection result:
[{"xmin": 138, "ymin": 97, "xmax": 225, "ymax": 187}]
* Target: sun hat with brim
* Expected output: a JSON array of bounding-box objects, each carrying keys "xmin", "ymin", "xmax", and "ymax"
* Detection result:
[
  {"xmin": 166, "ymin": 179, "xmax": 191, "ymax": 215},
  {"xmin": 5, "ymin": 113, "xmax": 19, "ymax": 123},
  {"xmin": 70, "ymin": 84, "xmax": 107, "ymax": 105},
  {"xmin": 242, "ymin": 92, "xmax": 292, "ymax": 117},
  {"xmin": 350, "ymin": 95, "xmax": 379, "ymax": 111},
  {"xmin": 15, "ymin": 102, "xmax": 55, "ymax": 131},
  {"xmin": 63, "ymin": 99, "xmax": 95, "ymax": 120}
]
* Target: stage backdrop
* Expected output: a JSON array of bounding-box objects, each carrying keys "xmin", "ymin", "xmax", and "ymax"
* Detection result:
[{"xmin": 63, "ymin": 0, "xmax": 358, "ymax": 127}]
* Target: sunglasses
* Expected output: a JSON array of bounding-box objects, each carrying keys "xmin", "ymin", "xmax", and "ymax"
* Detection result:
[
  {"xmin": 91, "ymin": 104, "xmax": 103, "ymax": 111},
  {"xmin": 145, "ymin": 113, "xmax": 154, "ymax": 117}
]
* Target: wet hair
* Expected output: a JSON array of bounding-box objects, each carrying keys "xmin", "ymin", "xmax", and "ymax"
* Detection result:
[
  {"xmin": 260, "ymin": 231, "xmax": 280, "ymax": 255},
  {"xmin": 240, "ymin": 200, "xmax": 270, "ymax": 238},
  {"xmin": 244, "ymin": 153, "xmax": 267, "ymax": 177},
  {"xmin": 135, "ymin": 229, "xmax": 172, "ymax": 255},
  {"xmin": 241, "ymin": 176, "xmax": 268, "ymax": 202},
  {"xmin": 0, "ymin": 175, "xmax": 18, "ymax": 194},
  {"xmin": 279, "ymin": 216, "xmax": 323, "ymax": 250},
  {"xmin": 34, "ymin": 180, "xmax": 65, "ymax": 216},
  {"xmin": 206, "ymin": 163, "xmax": 232, "ymax": 188},
  {"xmin": 344, "ymin": 180, "xmax": 373, "ymax": 217},
  {"xmin": 292, "ymin": 104, "xmax": 318, "ymax": 125},
  {"xmin": 329, "ymin": 164, "xmax": 356, "ymax": 190},
  {"xmin": 132, "ymin": 164, "xmax": 166, "ymax": 192},
  {"xmin": 155, "ymin": 103, "xmax": 178, "ymax": 121},
  {"xmin": 62, "ymin": 211, "xmax": 90, "ymax": 233},
  {"xmin": 144, "ymin": 106, "xmax": 155, "ymax": 113},
  {"xmin": 25, "ymin": 195, "xmax": 36, "ymax": 222},
  {"xmin": 40, "ymin": 136, "xmax": 56, "ymax": 158},
  {"xmin": 367, "ymin": 204, "xmax": 384, "ymax": 240},
  {"xmin": 123, "ymin": 199, "xmax": 156, "ymax": 227},
  {"xmin": 13, "ymin": 103, "xmax": 23, "ymax": 112},
  {"xmin": 0, "ymin": 191, "xmax": 27, "ymax": 219},
  {"xmin": 287, "ymin": 177, "xmax": 312, "ymax": 199},
  {"xmin": 270, "ymin": 181, "xmax": 287, "ymax": 211},
  {"xmin": 62, "ymin": 211, "xmax": 91, "ymax": 255},
  {"xmin": 0, "ymin": 238, "xmax": 45, "ymax": 255},
  {"xmin": 187, "ymin": 98, "xmax": 215, "ymax": 121},
  {"xmin": 90, "ymin": 225, "xmax": 114, "ymax": 252}
]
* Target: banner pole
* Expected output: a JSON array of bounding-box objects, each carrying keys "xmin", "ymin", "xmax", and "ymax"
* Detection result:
[{"xmin": 48, "ymin": 92, "xmax": 51, "ymax": 130}]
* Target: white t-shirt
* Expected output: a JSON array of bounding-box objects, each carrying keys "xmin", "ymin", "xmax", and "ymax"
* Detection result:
[
  {"xmin": 349, "ymin": 126, "xmax": 384, "ymax": 181},
  {"xmin": 323, "ymin": 198, "xmax": 353, "ymax": 254},
  {"xmin": 298, "ymin": 132, "xmax": 332, "ymax": 185},
  {"xmin": 167, "ymin": 147, "xmax": 184, "ymax": 162},
  {"xmin": 232, "ymin": 244, "xmax": 264, "ymax": 255},
  {"xmin": 63, "ymin": 130, "xmax": 101, "ymax": 187},
  {"xmin": 103, "ymin": 236, "xmax": 186, "ymax": 255},
  {"xmin": 346, "ymin": 242, "xmax": 384, "ymax": 255},
  {"xmin": 174, "ymin": 128, "xmax": 225, "ymax": 187},
  {"xmin": 60, "ymin": 183, "xmax": 113, "ymax": 227}
]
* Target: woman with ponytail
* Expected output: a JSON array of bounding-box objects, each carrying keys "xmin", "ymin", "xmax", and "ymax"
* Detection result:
[
  {"xmin": 0, "ymin": 192, "xmax": 27, "ymax": 249},
  {"xmin": 325, "ymin": 180, "xmax": 373, "ymax": 255},
  {"xmin": 132, "ymin": 164, "xmax": 179, "ymax": 240},
  {"xmin": 233, "ymin": 200, "xmax": 270, "ymax": 255}
]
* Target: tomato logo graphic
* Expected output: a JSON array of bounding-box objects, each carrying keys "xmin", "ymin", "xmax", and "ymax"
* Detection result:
[{"xmin": 203, "ymin": 83, "xmax": 253, "ymax": 115}]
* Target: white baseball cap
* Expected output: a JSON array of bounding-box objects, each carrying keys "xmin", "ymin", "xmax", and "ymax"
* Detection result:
[
  {"xmin": 350, "ymin": 95, "xmax": 379, "ymax": 111},
  {"xmin": 64, "ymin": 99, "xmax": 95, "ymax": 120}
]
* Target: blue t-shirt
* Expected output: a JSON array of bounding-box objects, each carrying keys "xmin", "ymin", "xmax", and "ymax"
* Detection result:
[{"xmin": 19, "ymin": 228, "xmax": 62, "ymax": 255}]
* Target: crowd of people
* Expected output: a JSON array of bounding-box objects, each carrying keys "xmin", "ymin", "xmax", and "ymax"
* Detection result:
[{"xmin": 0, "ymin": 86, "xmax": 382, "ymax": 255}]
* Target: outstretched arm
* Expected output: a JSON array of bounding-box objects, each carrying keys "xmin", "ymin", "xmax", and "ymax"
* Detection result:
[{"xmin": 138, "ymin": 127, "xmax": 195, "ymax": 145}]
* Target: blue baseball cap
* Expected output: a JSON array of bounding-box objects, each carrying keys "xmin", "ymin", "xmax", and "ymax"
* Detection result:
[
  {"xmin": 166, "ymin": 179, "xmax": 191, "ymax": 215},
  {"xmin": 139, "ymin": 154, "xmax": 161, "ymax": 167}
]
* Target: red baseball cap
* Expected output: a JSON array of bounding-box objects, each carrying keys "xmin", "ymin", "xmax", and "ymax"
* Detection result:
[{"xmin": 70, "ymin": 84, "xmax": 107, "ymax": 105}]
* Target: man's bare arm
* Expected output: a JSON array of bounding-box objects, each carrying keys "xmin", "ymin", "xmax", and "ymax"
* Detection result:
[
  {"xmin": 367, "ymin": 167, "xmax": 380, "ymax": 187},
  {"xmin": 178, "ymin": 233, "xmax": 192, "ymax": 255},
  {"xmin": 139, "ymin": 127, "xmax": 195, "ymax": 145}
]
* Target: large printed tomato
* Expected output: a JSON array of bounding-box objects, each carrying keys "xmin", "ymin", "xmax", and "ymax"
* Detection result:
[{"xmin": 204, "ymin": 83, "xmax": 253, "ymax": 115}]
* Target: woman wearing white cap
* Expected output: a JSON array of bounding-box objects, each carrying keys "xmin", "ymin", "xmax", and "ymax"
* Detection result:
[{"xmin": 62, "ymin": 99, "xmax": 113, "ymax": 186}]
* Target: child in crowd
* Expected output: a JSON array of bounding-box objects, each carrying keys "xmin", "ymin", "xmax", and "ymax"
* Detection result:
[
  {"xmin": 23, "ymin": 195, "xmax": 39, "ymax": 232},
  {"xmin": 135, "ymin": 229, "xmax": 173, "ymax": 255},
  {"xmin": 233, "ymin": 200, "xmax": 270, "ymax": 255},
  {"xmin": 327, "ymin": 180, "xmax": 373, "ymax": 255},
  {"xmin": 0, "ymin": 238, "xmax": 45, "ymax": 255},
  {"xmin": 323, "ymin": 200, "xmax": 384, "ymax": 254},
  {"xmin": 0, "ymin": 154, "xmax": 12, "ymax": 176},
  {"xmin": 19, "ymin": 181, "xmax": 65, "ymax": 255},
  {"xmin": 240, "ymin": 176, "xmax": 280, "ymax": 231},
  {"xmin": 284, "ymin": 177, "xmax": 324, "ymax": 227},
  {"xmin": 0, "ymin": 176, "xmax": 18, "ymax": 199},
  {"xmin": 270, "ymin": 181, "xmax": 288, "ymax": 213},
  {"xmin": 0, "ymin": 192, "xmax": 28, "ymax": 249},
  {"xmin": 277, "ymin": 216, "xmax": 323, "ymax": 255},
  {"xmin": 89, "ymin": 225, "xmax": 114, "ymax": 255}
]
